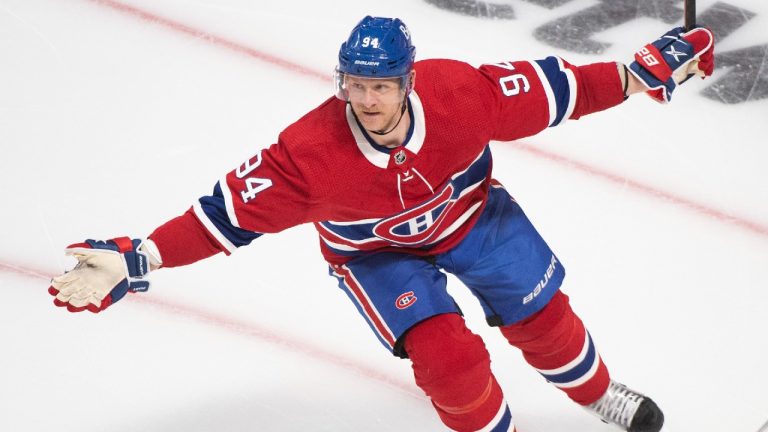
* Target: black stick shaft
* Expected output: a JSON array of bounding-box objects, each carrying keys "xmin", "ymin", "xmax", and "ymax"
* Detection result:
[{"xmin": 685, "ymin": 0, "xmax": 696, "ymax": 30}]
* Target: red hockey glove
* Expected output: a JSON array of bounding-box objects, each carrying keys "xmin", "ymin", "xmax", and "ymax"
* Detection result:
[
  {"xmin": 48, "ymin": 237, "xmax": 159, "ymax": 313},
  {"xmin": 629, "ymin": 26, "xmax": 715, "ymax": 103}
]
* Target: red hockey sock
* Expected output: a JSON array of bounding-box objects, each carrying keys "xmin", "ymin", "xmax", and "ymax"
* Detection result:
[
  {"xmin": 404, "ymin": 313, "xmax": 511, "ymax": 432},
  {"xmin": 500, "ymin": 291, "xmax": 609, "ymax": 405}
]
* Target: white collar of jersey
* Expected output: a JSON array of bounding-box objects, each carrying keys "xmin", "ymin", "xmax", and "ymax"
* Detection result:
[{"xmin": 346, "ymin": 91, "xmax": 426, "ymax": 169}]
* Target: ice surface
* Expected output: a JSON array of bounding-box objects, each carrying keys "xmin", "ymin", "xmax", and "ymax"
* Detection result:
[{"xmin": 1, "ymin": 0, "xmax": 767, "ymax": 431}]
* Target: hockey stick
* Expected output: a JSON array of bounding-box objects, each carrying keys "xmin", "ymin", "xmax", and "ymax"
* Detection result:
[
  {"xmin": 758, "ymin": 418, "xmax": 768, "ymax": 432},
  {"xmin": 684, "ymin": 0, "xmax": 696, "ymax": 30}
]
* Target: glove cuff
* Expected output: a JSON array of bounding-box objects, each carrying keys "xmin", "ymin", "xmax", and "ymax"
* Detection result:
[
  {"xmin": 627, "ymin": 63, "xmax": 675, "ymax": 103},
  {"xmin": 119, "ymin": 239, "xmax": 151, "ymax": 293},
  {"xmin": 139, "ymin": 239, "xmax": 163, "ymax": 269}
]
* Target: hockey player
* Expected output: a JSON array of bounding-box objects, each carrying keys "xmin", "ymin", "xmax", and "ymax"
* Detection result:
[{"xmin": 49, "ymin": 16, "xmax": 715, "ymax": 432}]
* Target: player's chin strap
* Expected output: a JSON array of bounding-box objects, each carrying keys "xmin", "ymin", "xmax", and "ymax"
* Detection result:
[{"xmin": 369, "ymin": 95, "xmax": 408, "ymax": 136}]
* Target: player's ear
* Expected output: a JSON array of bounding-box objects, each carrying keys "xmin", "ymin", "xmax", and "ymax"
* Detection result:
[{"xmin": 405, "ymin": 70, "xmax": 416, "ymax": 95}]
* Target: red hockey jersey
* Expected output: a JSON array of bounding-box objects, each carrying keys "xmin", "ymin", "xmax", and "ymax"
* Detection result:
[{"xmin": 149, "ymin": 57, "xmax": 624, "ymax": 267}]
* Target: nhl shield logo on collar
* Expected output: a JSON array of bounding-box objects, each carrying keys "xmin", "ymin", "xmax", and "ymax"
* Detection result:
[{"xmin": 394, "ymin": 150, "xmax": 407, "ymax": 165}]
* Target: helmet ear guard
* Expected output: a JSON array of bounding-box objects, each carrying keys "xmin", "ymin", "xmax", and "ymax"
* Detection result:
[{"xmin": 333, "ymin": 67, "xmax": 349, "ymax": 101}]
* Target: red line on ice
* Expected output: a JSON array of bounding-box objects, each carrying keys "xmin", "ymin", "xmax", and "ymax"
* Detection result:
[
  {"xmin": 510, "ymin": 141, "xmax": 768, "ymax": 238},
  {"xmin": 85, "ymin": 0, "xmax": 768, "ymax": 239},
  {"xmin": 88, "ymin": 0, "xmax": 328, "ymax": 82},
  {"xmin": 2, "ymin": 261, "xmax": 422, "ymax": 400},
  {"xmin": 0, "ymin": 262, "xmax": 51, "ymax": 279}
]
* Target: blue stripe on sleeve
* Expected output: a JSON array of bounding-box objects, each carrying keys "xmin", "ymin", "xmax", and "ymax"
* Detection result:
[
  {"xmin": 198, "ymin": 183, "xmax": 262, "ymax": 248},
  {"xmin": 534, "ymin": 56, "xmax": 572, "ymax": 127}
]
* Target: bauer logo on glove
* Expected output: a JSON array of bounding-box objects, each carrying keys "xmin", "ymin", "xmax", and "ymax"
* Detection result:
[
  {"xmin": 629, "ymin": 26, "xmax": 715, "ymax": 103},
  {"xmin": 48, "ymin": 237, "xmax": 155, "ymax": 313}
]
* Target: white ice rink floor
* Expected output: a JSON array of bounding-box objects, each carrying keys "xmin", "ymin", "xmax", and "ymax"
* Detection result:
[{"xmin": 2, "ymin": 0, "xmax": 767, "ymax": 431}]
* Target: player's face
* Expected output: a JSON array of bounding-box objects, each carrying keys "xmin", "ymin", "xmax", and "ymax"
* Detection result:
[{"xmin": 345, "ymin": 75, "xmax": 405, "ymax": 132}]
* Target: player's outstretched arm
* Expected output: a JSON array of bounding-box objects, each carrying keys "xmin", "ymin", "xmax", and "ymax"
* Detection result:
[
  {"xmin": 48, "ymin": 207, "xmax": 234, "ymax": 313},
  {"xmin": 48, "ymin": 237, "xmax": 161, "ymax": 313},
  {"xmin": 623, "ymin": 26, "xmax": 715, "ymax": 102},
  {"xmin": 48, "ymin": 142, "xmax": 312, "ymax": 314}
]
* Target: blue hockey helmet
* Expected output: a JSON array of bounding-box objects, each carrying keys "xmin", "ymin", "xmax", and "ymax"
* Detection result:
[
  {"xmin": 335, "ymin": 16, "xmax": 416, "ymax": 100},
  {"xmin": 338, "ymin": 16, "xmax": 415, "ymax": 77}
]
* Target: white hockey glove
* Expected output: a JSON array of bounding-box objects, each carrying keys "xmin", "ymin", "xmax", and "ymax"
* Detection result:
[{"xmin": 48, "ymin": 237, "xmax": 161, "ymax": 313}]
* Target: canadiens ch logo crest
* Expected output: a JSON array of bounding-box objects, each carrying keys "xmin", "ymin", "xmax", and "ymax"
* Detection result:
[
  {"xmin": 395, "ymin": 291, "xmax": 417, "ymax": 310},
  {"xmin": 373, "ymin": 184, "xmax": 455, "ymax": 246}
]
